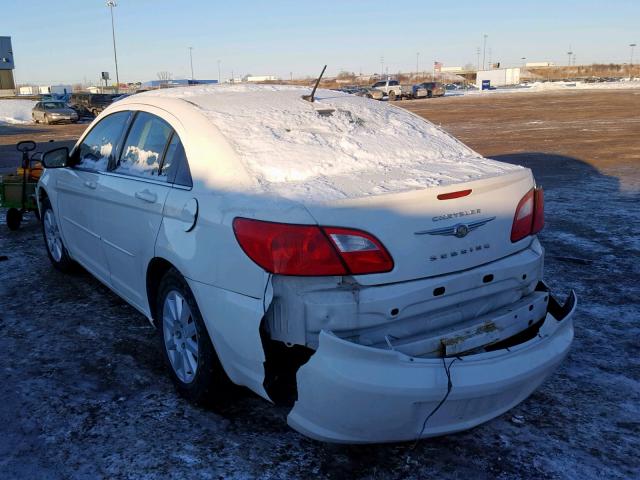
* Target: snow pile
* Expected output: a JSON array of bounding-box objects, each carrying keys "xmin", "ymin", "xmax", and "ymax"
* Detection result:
[
  {"xmin": 139, "ymin": 85, "xmax": 520, "ymax": 200},
  {"xmin": 0, "ymin": 99, "xmax": 36, "ymax": 125}
]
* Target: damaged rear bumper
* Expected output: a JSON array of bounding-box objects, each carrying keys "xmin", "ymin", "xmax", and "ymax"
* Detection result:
[{"xmin": 287, "ymin": 287, "xmax": 576, "ymax": 443}]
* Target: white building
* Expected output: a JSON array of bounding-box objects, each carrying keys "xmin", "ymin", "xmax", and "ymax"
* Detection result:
[
  {"xmin": 38, "ymin": 84, "xmax": 72, "ymax": 95},
  {"xmin": 441, "ymin": 66, "xmax": 464, "ymax": 73},
  {"xmin": 476, "ymin": 68, "xmax": 521, "ymax": 88},
  {"xmin": 525, "ymin": 62, "xmax": 555, "ymax": 68},
  {"xmin": 19, "ymin": 85, "xmax": 38, "ymax": 95},
  {"xmin": 244, "ymin": 75, "xmax": 279, "ymax": 82}
]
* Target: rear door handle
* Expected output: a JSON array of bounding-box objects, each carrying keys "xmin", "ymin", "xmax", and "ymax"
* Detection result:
[
  {"xmin": 135, "ymin": 190, "xmax": 157, "ymax": 203},
  {"xmin": 84, "ymin": 180, "xmax": 97, "ymax": 189}
]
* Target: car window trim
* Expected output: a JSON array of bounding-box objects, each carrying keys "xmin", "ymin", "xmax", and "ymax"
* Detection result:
[
  {"xmin": 157, "ymin": 130, "xmax": 175, "ymax": 178},
  {"xmin": 110, "ymin": 110, "xmax": 138, "ymax": 172}
]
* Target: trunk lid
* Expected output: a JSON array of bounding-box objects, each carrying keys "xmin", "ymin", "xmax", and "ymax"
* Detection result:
[{"xmin": 303, "ymin": 169, "xmax": 535, "ymax": 285}]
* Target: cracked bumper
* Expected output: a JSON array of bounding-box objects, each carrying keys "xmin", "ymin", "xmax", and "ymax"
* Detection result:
[{"xmin": 287, "ymin": 289, "xmax": 576, "ymax": 444}]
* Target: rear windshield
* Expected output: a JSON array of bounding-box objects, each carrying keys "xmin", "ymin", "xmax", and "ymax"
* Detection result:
[{"xmin": 43, "ymin": 102, "xmax": 66, "ymax": 109}]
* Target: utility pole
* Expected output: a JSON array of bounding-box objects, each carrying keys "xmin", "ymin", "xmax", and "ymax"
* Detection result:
[
  {"xmin": 567, "ymin": 45, "xmax": 573, "ymax": 66},
  {"xmin": 476, "ymin": 47, "xmax": 480, "ymax": 71},
  {"xmin": 188, "ymin": 47, "xmax": 194, "ymax": 80},
  {"xmin": 380, "ymin": 56, "xmax": 384, "ymax": 77},
  {"xmin": 106, "ymin": 1, "xmax": 119, "ymax": 93},
  {"xmin": 217, "ymin": 60, "xmax": 221, "ymax": 83},
  {"xmin": 630, "ymin": 43, "xmax": 637, "ymax": 69},
  {"xmin": 482, "ymin": 34, "xmax": 488, "ymax": 70},
  {"xmin": 521, "ymin": 57, "xmax": 526, "ymax": 67},
  {"xmin": 416, "ymin": 52, "xmax": 420, "ymax": 76}
]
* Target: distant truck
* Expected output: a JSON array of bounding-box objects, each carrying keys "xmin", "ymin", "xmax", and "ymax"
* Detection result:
[
  {"xmin": 68, "ymin": 93, "xmax": 117, "ymax": 117},
  {"xmin": 371, "ymin": 79, "xmax": 416, "ymax": 101}
]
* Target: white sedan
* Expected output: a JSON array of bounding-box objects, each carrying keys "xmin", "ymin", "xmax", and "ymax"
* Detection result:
[{"xmin": 37, "ymin": 85, "xmax": 576, "ymax": 443}]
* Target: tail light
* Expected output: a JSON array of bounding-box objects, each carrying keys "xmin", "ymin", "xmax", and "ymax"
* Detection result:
[
  {"xmin": 511, "ymin": 187, "xmax": 544, "ymax": 242},
  {"xmin": 232, "ymin": 218, "xmax": 394, "ymax": 276}
]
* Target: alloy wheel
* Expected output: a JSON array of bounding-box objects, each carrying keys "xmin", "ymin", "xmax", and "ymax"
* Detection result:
[{"xmin": 162, "ymin": 290, "xmax": 199, "ymax": 383}]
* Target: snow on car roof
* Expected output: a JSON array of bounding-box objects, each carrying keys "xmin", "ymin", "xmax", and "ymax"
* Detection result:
[{"xmin": 137, "ymin": 84, "xmax": 521, "ymax": 201}]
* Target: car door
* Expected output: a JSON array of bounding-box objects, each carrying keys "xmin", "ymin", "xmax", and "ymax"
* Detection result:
[
  {"xmin": 34, "ymin": 103, "xmax": 43, "ymax": 122},
  {"xmin": 93, "ymin": 110, "xmax": 174, "ymax": 311},
  {"xmin": 54, "ymin": 111, "xmax": 131, "ymax": 284}
]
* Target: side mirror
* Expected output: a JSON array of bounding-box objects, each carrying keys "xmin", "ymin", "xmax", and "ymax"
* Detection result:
[{"xmin": 42, "ymin": 147, "xmax": 69, "ymax": 169}]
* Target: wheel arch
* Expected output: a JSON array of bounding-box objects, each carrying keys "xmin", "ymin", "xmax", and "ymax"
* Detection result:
[{"xmin": 146, "ymin": 256, "xmax": 178, "ymax": 326}]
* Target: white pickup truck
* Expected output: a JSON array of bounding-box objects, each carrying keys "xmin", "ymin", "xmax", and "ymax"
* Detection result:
[{"xmin": 371, "ymin": 79, "xmax": 415, "ymax": 101}]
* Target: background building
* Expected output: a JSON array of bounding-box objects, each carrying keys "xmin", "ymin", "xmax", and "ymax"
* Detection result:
[{"xmin": 0, "ymin": 36, "xmax": 15, "ymax": 90}]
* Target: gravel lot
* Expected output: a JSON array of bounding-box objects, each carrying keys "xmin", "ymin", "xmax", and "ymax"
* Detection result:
[{"xmin": 1, "ymin": 90, "xmax": 639, "ymax": 479}]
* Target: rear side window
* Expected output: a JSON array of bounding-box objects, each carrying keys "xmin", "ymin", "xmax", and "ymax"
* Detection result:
[
  {"xmin": 116, "ymin": 112, "xmax": 172, "ymax": 179},
  {"xmin": 76, "ymin": 111, "xmax": 130, "ymax": 171},
  {"xmin": 389, "ymin": 80, "xmax": 399, "ymax": 86},
  {"xmin": 162, "ymin": 134, "xmax": 192, "ymax": 187}
]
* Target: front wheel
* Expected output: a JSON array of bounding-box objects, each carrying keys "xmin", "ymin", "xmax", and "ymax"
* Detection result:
[
  {"xmin": 388, "ymin": 90, "xmax": 397, "ymax": 101},
  {"xmin": 157, "ymin": 269, "xmax": 232, "ymax": 406},
  {"xmin": 41, "ymin": 198, "xmax": 74, "ymax": 272}
]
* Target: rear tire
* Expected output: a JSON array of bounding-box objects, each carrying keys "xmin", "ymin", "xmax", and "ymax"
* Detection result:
[
  {"xmin": 6, "ymin": 208, "xmax": 22, "ymax": 230},
  {"xmin": 427, "ymin": 90, "xmax": 433, "ymax": 98},
  {"xmin": 41, "ymin": 197, "xmax": 74, "ymax": 272},
  {"xmin": 156, "ymin": 269, "xmax": 232, "ymax": 406}
]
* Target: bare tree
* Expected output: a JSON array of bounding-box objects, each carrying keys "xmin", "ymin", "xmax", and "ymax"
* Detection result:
[{"xmin": 157, "ymin": 71, "xmax": 173, "ymax": 81}]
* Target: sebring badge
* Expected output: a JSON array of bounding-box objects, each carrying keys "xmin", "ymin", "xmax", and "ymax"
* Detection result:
[{"xmin": 414, "ymin": 216, "xmax": 496, "ymax": 238}]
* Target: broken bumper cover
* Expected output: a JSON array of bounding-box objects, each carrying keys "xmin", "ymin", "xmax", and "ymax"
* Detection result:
[{"xmin": 288, "ymin": 289, "xmax": 576, "ymax": 444}]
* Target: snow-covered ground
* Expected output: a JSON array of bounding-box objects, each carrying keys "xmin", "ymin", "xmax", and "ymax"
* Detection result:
[
  {"xmin": 447, "ymin": 80, "xmax": 640, "ymax": 97},
  {"xmin": 0, "ymin": 99, "xmax": 36, "ymax": 124}
]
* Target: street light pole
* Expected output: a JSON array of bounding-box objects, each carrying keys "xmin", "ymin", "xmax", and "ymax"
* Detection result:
[
  {"xmin": 630, "ymin": 43, "xmax": 637, "ymax": 69},
  {"xmin": 521, "ymin": 57, "xmax": 526, "ymax": 67},
  {"xmin": 482, "ymin": 34, "xmax": 488, "ymax": 70},
  {"xmin": 188, "ymin": 47, "xmax": 194, "ymax": 80},
  {"xmin": 217, "ymin": 60, "xmax": 221, "ymax": 83},
  {"xmin": 416, "ymin": 52, "xmax": 420, "ymax": 77},
  {"xmin": 106, "ymin": 1, "xmax": 119, "ymax": 93}
]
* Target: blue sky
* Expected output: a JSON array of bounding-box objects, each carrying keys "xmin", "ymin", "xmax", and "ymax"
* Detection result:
[{"xmin": 2, "ymin": 0, "xmax": 639, "ymax": 84}]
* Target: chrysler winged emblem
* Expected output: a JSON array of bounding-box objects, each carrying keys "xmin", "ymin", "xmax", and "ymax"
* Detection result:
[{"xmin": 414, "ymin": 217, "xmax": 496, "ymax": 238}]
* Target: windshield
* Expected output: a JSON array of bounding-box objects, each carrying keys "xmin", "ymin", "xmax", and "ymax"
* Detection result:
[{"xmin": 43, "ymin": 102, "xmax": 66, "ymax": 109}]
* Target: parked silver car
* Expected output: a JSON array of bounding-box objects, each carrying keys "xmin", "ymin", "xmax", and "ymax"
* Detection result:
[{"xmin": 32, "ymin": 101, "xmax": 79, "ymax": 124}]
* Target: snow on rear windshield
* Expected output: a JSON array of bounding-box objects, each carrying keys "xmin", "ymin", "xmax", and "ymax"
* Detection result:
[{"xmin": 140, "ymin": 85, "xmax": 521, "ymax": 200}]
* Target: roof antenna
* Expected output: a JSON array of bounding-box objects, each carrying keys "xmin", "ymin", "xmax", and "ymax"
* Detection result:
[{"xmin": 302, "ymin": 65, "xmax": 327, "ymax": 102}]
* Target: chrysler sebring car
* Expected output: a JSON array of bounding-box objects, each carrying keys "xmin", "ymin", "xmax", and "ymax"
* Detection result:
[{"xmin": 37, "ymin": 85, "xmax": 576, "ymax": 443}]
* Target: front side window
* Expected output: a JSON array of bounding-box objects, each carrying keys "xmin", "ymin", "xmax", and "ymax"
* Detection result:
[
  {"xmin": 116, "ymin": 112, "xmax": 172, "ymax": 179},
  {"xmin": 389, "ymin": 80, "xmax": 399, "ymax": 86},
  {"xmin": 76, "ymin": 111, "xmax": 130, "ymax": 171}
]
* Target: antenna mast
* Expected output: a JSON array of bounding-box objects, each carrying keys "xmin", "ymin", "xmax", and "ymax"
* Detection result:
[{"xmin": 303, "ymin": 65, "xmax": 327, "ymax": 102}]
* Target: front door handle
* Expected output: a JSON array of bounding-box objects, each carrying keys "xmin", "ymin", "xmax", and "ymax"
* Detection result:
[
  {"xmin": 135, "ymin": 190, "xmax": 157, "ymax": 203},
  {"xmin": 84, "ymin": 180, "xmax": 97, "ymax": 189}
]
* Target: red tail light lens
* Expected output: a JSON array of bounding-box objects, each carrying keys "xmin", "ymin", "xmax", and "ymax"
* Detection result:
[
  {"xmin": 323, "ymin": 227, "xmax": 394, "ymax": 274},
  {"xmin": 232, "ymin": 218, "xmax": 393, "ymax": 276},
  {"xmin": 532, "ymin": 187, "xmax": 544, "ymax": 234},
  {"xmin": 511, "ymin": 187, "xmax": 544, "ymax": 242}
]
